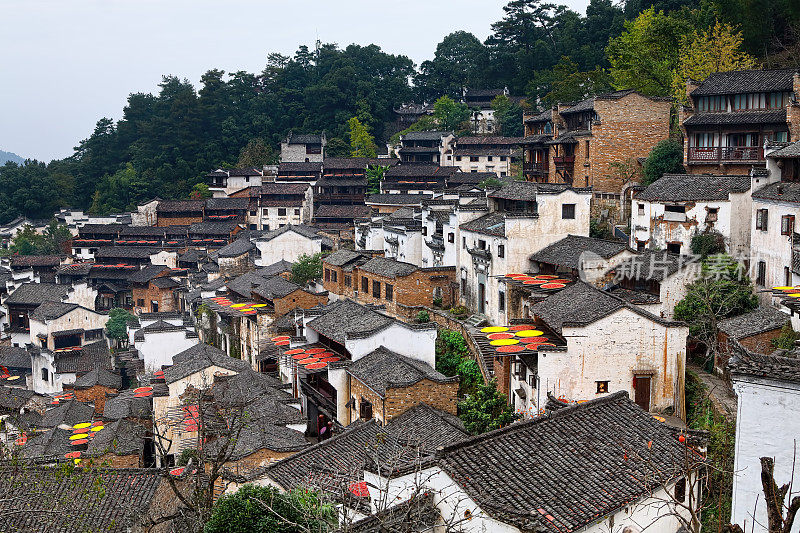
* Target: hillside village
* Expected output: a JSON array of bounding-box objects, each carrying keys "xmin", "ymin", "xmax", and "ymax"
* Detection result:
[{"xmin": 2, "ymin": 55, "xmax": 800, "ymax": 533}]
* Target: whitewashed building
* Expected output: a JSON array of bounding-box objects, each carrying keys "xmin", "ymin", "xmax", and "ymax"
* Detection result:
[
  {"xmin": 730, "ymin": 348, "xmax": 800, "ymax": 533},
  {"xmin": 254, "ymin": 224, "xmax": 331, "ymax": 267},
  {"xmin": 631, "ymin": 174, "xmax": 752, "ymax": 255}
]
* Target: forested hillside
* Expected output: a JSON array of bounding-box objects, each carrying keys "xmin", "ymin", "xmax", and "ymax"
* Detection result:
[{"xmin": 1, "ymin": 0, "xmax": 798, "ymax": 222}]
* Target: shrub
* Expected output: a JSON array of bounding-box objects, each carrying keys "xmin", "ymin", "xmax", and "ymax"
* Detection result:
[{"xmin": 416, "ymin": 310, "xmax": 430, "ymax": 323}]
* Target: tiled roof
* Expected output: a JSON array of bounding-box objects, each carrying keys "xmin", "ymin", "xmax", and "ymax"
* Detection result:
[
  {"xmin": 54, "ymin": 340, "xmax": 114, "ymax": 374},
  {"xmin": 73, "ymin": 366, "xmax": 122, "ymax": 390},
  {"xmin": 610, "ymin": 251, "xmax": 688, "ymax": 282},
  {"xmin": 5, "ymin": 283, "xmax": 70, "ymax": 306},
  {"xmin": 156, "ymin": 199, "xmax": 205, "ymax": 212},
  {"xmin": 524, "ymin": 108, "xmax": 554, "ymax": 123},
  {"xmin": 9, "ymin": 255, "xmax": 62, "ymax": 268},
  {"xmin": 401, "ymin": 131, "xmax": 450, "ymax": 141},
  {"xmin": 438, "ymin": 392, "xmax": 700, "ymax": 533},
  {"xmin": 227, "ymin": 167, "xmax": 263, "ymax": 177},
  {"xmin": 0, "ymin": 466, "xmax": 166, "ymax": 531},
  {"xmin": 94, "ymin": 246, "xmax": 156, "ymax": 259},
  {"xmin": 341, "ymin": 492, "xmax": 439, "ymax": 533},
  {"xmin": 286, "ymin": 132, "xmax": 323, "ymax": 144},
  {"xmin": 0, "ymin": 346, "xmax": 32, "ymax": 370},
  {"xmin": 365, "ymin": 193, "xmax": 431, "ymax": 205},
  {"xmin": 163, "ymin": 343, "xmax": 250, "ymax": 384},
  {"xmin": 258, "ymin": 223, "xmax": 323, "ymax": 242},
  {"xmin": 315, "ymin": 204, "xmax": 373, "ymax": 219},
  {"xmin": 636, "ymin": 174, "xmax": 751, "ymax": 202},
  {"xmin": 752, "ymin": 181, "xmax": 800, "ymax": 204},
  {"xmin": 205, "ymin": 197, "xmax": 249, "ymax": 210},
  {"xmin": 87, "ymin": 418, "xmax": 147, "ymax": 457},
  {"xmin": 385, "ymin": 164, "xmax": 458, "ymax": 178},
  {"xmin": 691, "ymin": 69, "xmax": 796, "ymax": 96},
  {"xmin": 545, "ymin": 129, "xmax": 592, "ymax": 144},
  {"xmin": 456, "ymin": 136, "xmax": 524, "ymax": 146},
  {"xmin": 278, "ymin": 161, "xmax": 323, "ymax": 172},
  {"xmin": 264, "ymin": 403, "xmax": 467, "ymax": 496},
  {"xmin": 0, "ymin": 385, "xmax": 39, "ymax": 411},
  {"xmin": 119, "ymin": 225, "xmax": 167, "ymax": 236},
  {"xmin": 126, "ymin": 264, "xmax": 171, "ymax": 284},
  {"xmin": 729, "ymin": 349, "xmax": 800, "ymax": 384},
  {"xmin": 346, "ymin": 346, "xmax": 457, "ymax": 396},
  {"xmin": 77, "ymin": 223, "xmax": 124, "ymax": 235},
  {"xmin": 259, "ymin": 259, "xmax": 294, "ymax": 277},
  {"xmin": 103, "ymin": 386, "xmax": 160, "ymax": 420},
  {"xmin": 38, "ymin": 399, "xmax": 95, "ymax": 428},
  {"xmin": 768, "ymin": 141, "xmax": 800, "ymax": 158},
  {"xmin": 259, "ymin": 182, "xmax": 310, "ymax": 195},
  {"xmin": 217, "ymin": 238, "xmax": 255, "ymax": 258},
  {"xmin": 323, "ymin": 249, "xmax": 367, "ymax": 267},
  {"xmin": 459, "ymin": 212, "xmax": 507, "ymax": 237},
  {"xmin": 530, "ymin": 235, "xmax": 629, "ymax": 269},
  {"xmin": 251, "ymin": 276, "xmax": 302, "ymax": 300},
  {"xmin": 28, "ymin": 301, "xmax": 80, "ymax": 321},
  {"xmin": 684, "ymin": 109, "xmax": 787, "ymax": 126},
  {"xmin": 306, "ymin": 299, "xmax": 394, "ymax": 344},
  {"xmin": 488, "ymin": 180, "xmax": 580, "ymax": 201},
  {"xmin": 322, "ymin": 157, "xmax": 376, "ymax": 170},
  {"xmin": 358, "ymin": 257, "xmax": 418, "ymax": 278},
  {"xmin": 188, "ymin": 221, "xmax": 239, "ymax": 235},
  {"xmin": 718, "ymin": 306, "xmax": 789, "ymax": 339},
  {"xmin": 560, "ymin": 89, "xmax": 637, "ymax": 115},
  {"xmin": 227, "ymin": 269, "xmax": 300, "ymax": 299}
]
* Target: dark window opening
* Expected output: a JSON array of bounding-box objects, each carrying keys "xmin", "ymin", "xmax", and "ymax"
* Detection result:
[
  {"xmin": 675, "ymin": 478, "xmax": 686, "ymax": 503},
  {"xmin": 361, "ymin": 277, "xmax": 369, "ymax": 294},
  {"xmin": 757, "ymin": 261, "xmax": 766, "ymax": 286},
  {"xmin": 360, "ymin": 399, "xmax": 373, "ymax": 420},
  {"xmin": 385, "ymin": 283, "xmax": 393, "ymax": 301},
  {"xmin": 596, "ymin": 381, "xmax": 609, "ymax": 393},
  {"xmin": 562, "ymin": 204, "xmax": 576, "ymax": 219},
  {"xmin": 498, "ymin": 244, "xmax": 505, "ymax": 258},
  {"xmin": 372, "ymin": 280, "xmax": 381, "ymax": 298}
]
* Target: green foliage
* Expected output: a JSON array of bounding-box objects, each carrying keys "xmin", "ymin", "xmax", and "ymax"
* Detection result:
[
  {"xmin": 324, "ymin": 137, "xmax": 350, "ymax": 158},
  {"xmin": 478, "ymin": 177, "xmax": 502, "ymax": 190},
  {"xmin": 690, "ymin": 231, "xmax": 726, "ymax": 259},
  {"xmin": 642, "ymin": 139, "xmax": 685, "ymax": 185},
  {"xmin": 416, "ymin": 310, "xmax": 430, "ymax": 323},
  {"xmin": 448, "ymin": 305, "xmax": 469, "ymax": 319},
  {"xmin": 491, "ymin": 95, "xmax": 525, "ymax": 137},
  {"xmin": 541, "ymin": 56, "xmax": 613, "ymax": 106},
  {"xmin": 432, "ymin": 296, "xmax": 443, "ymax": 308},
  {"xmin": 771, "ymin": 322, "xmax": 799, "ymax": 350},
  {"xmin": 685, "ymin": 370, "xmax": 735, "ymax": 531},
  {"xmin": 435, "ymin": 329, "xmax": 484, "ymax": 397},
  {"xmin": 589, "ymin": 218, "xmax": 614, "ymax": 240},
  {"xmin": 237, "ymin": 138, "xmax": 277, "ymax": 168},
  {"xmin": 0, "ymin": 161, "xmax": 67, "ymax": 222},
  {"xmin": 105, "ymin": 309, "xmax": 135, "ymax": 344},
  {"xmin": 458, "ymin": 380, "xmax": 519, "ymax": 435},
  {"xmin": 366, "ymin": 164, "xmax": 389, "ymax": 195},
  {"xmin": 390, "ymin": 116, "xmax": 438, "ymax": 146},
  {"xmin": 204, "ymin": 484, "xmax": 336, "ymax": 533},
  {"xmin": 432, "ymin": 96, "xmax": 470, "ymax": 133},
  {"xmin": 291, "ymin": 253, "xmax": 323, "ymax": 286},
  {"xmin": 415, "ymin": 31, "xmax": 489, "ymax": 101},
  {"xmin": 11, "ymin": 220, "xmax": 72, "ymax": 256},
  {"xmin": 347, "ymin": 117, "xmax": 377, "ymax": 158},
  {"xmin": 674, "ymin": 255, "xmax": 758, "ymax": 351},
  {"xmin": 190, "ymin": 183, "xmax": 212, "ymax": 200},
  {"xmin": 176, "ymin": 448, "xmax": 199, "ymax": 467}
]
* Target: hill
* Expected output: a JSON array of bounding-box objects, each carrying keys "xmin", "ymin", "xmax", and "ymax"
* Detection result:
[{"xmin": 0, "ymin": 151, "xmax": 25, "ymax": 165}]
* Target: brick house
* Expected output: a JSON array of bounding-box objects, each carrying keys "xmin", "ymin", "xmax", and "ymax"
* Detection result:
[
  {"xmin": 69, "ymin": 366, "xmax": 122, "ymax": 414},
  {"xmin": 315, "ymin": 157, "xmax": 377, "ymax": 207},
  {"xmin": 350, "ymin": 256, "xmax": 456, "ymax": 317},
  {"xmin": 321, "ymin": 249, "xmax": 372, "ymax": 298},
  {"xmin": 716, "ymin": 306, "xmax": 789, "ymax": 372},
  {"xmin": 680, "ymin": 69, "xmax": 800, "ymax": 175},
  {"xmin": 204, "ymin": 197, "xmax": 249, "ymax": 223},
  {"xmin": 216, "ymin": 239, "xmax": 255, "ymax": 278},
  {"xmin": 131, "ymin": 276, "xmax": 181, "ymax": 314},
  {"xmin": 156, "ymin": 200, "xmax": 205, "ymax": 226},
  {"xmin": 522, "ymin": 90, "xmax": 671, "ymax": 195}
]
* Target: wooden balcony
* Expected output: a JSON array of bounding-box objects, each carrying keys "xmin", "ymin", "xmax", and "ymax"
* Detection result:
[
  {"xmin": 552, "ymin": 155, "xmax": 575, "ymax": 170},
  {"xmin": 687, "ymin": 146, "xmax": 764, "ymax": 163}
]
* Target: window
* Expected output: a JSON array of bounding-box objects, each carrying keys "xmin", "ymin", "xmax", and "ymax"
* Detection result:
[
  {"xmin": 498, "ymin": 244, "xmax": 505, "ymax": 258},
  {"xmin": 470, "ymin": 156, "xmax": 479, "ymax": 162},
  {"xmin": 785, "ymin": 267, "xmax": 792, "ymax": 287},
  {"xmin": 422, "ymin": 226, "xmax": 427, "ymax": 236},
  {"xmin": 249, "ymin": 210, "xmax": 256, "ymax": 216},
  {"xmin": 372, "ymin": 280, "xmax": 381, "ymax": 298},
  {"xmin": 637, "ymin": 241, "xmax": 646, "ymax": 252},
  {"xmin": 562, "ymin": 204, "xmax": 576, "ymax": 219},
  {"xmin": 498, "ymin": 291, "xmax": 505, "ymax": 312},
  {"xmin": 665, "ymin": 205, "xmax": 686, "ymax": 214},
  {"xmin": 456, "ymin": 156, "xmax": 462, "ymax": 161},
  {"xmin": 344, "ymin": 275, "xmax": 352, "ymax": 287},
  {"xmin": 707, "ymin": 207, "xmax": 718, "ymax": 222},
  {"xmin": 331, "ymin": 270, "xmax": 337, "ymax": 283},
  {"xmin": 361, "ymin": 277, "xmax": 369, "ymax": 294},
  {"xmin": 385, "ymin": 283, "xmax": 393, "ymax": 301},
  {"xmin": 757, "ymin": 260, "xmax": 766, "ymax": 286},
  {"xmin": 500, "ymin": 156, "xmax": 507, "ymax": 161},
  {"xmin": 294, "ymin": 208, "xmax": 301, "ymax": 216},
  {"xmin": 675, "ymin": 478, "xmax": 686, "ymax": 503},
  {"xmin": 277, "ymin": 208, "xmax": 287, "ymax": 216},
  {"xmin": 477, "ymin": 239, "xmax": 486, "ymax": 250},
  {"xmin": 461, "ymin": 276, "xmax": 466, "ymax": 293},
  {"xmin": 596, "ymin": 381, "xmax": 609, "ymax": 394},
  {"xmin": 782, "ymin": 215, "xmax": 795, "ymax": 236},
  {"xmin": 448, "ymin": 232, "xmax": 454, "ymax": 243},
  {"xmin": 462, "ymin": 236, "xmax": 466, "ymax": 247},
  {"xmin": 638, "ymin": 203, "xmax": 645, "ymax": 215},
  {"xmin": 667, "ymin": 242, "xmax": 682, "ymax": 254},
  {"xmin": 41, "ymin": 368, "xmax": 48, "ymax": 382},
  {"xmin": 487, "ymin": 156, "xmax": 493, "ymax": 161},
  {"xmin": 262, "ymin": 208, "xmax": 269, "ymax": 216},
  {"xmin": 756, "ymin": 209, "xmax": 769, "ymax": 231},
  {"xmin": 585, "ymin": 140, "xmax": 590, "ymax": 159},
  {"xmin": 360, "ymin": 399, "xmax": 373, "ymax": 420},
  {"xmin": 324, "ymin": 268, "xmax": 330, "ymax": 282},
  {"xmin": 137, "ymin": 298, "xmax": 145, "ymax": 307}
]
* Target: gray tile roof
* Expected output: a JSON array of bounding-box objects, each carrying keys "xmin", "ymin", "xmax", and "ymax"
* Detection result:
[
  {"xmin": 752, "ymin": 181, "xmax": 800, "ymax": 204},
  {"xmin": 768, "ymin": 141, "xmax": 800, "ymax": 158},
  {"xmin": 94, "ymin": 246, "xmax": 156, "ymax": 259},
  {"xmin": 217, "ymin": 238, "xmax": 255, "ymax": 258},
  {"xmin": 205, "ymin": 197, "xmax": 249, "ymax": 210},
  {"xmin": 156, "ymin": 199, "xmax": 205, "ymax": 212},
  {"xmin": 163, "ymin": 343, "xmax": 250, "ymax": 384},
  {"xmin": 278, "ymin": 161, "xmax": 323, "ymax": 172},
  {"xmin": 729, "ymin": 351, "xmax": 800, "ymax": 384},
  {"xmin": 0, "ymin": 385, "xmax": 39, "ymax": 412},
  {"xmin": 28, "ymin": 301, "xmax": 79, "ymax": 321},
  {"xmin": 323, "ymin": 249, "xmax": 367, "ymax": 267},
  {"xmin": 127, "ymin": 264, "xmax": 171, "ymax": 284},
  {"xmin": 488, "ymin": 179, "xmax": 579, "ymax": 201},
  {"xmin": 54, "ymin": 340, "xmax": 114, "ymax": 374},
  {"xmin": 718, "ymin": 306, "xmax": 789, "ymax": 339},
  {"xmin": 437, "ymin": 392, "xmax": 700, "ymax": 533},
  {"xmin": 5, "ymin": 283, "xmax": 69, "ymax": 306},
  {"xmin": 401, "ymin": 131, "xmax": 450, "ymax": 141},
  {"xmin": 0, "ymin": 466, "xmax": 165, "ymax": 531},
  {"xmin": 684, "ymin": 109, "xmax": 787, "ymax": 126},
  {"xmin": 73, "ymin": 366, "xmax": 122, "ymax": 390},
  {"xmin": 610, "ymin": 251, "xmax": 688, "ymax": 282},
  {"xmin": 259, "ymin": 259, "xmax": 295, "ymax": 277},
  {"xmin": 560, "ymin": 89, "xmax": 637, "ymax": 115},
  {"xmin": 264, "ymin": 403, "xmax": 467, "ymax": 496},
  {"xmin": 286, "ymin": 132, "xmax": 323, "ymax": 144},
  {"xmin": 530, "ymin": 235, "xmax": 629, "ymax": 270},
  {"xmin": 38, "ymin": 400, "xmax": 95, "ymax": 428},
  {"xmin": 189, "ymin": 221, "xmax": 240, "ymax": 235},
  {"xmin": 358, "ymin": 257, "xmax": 418, "ymax": 278},
  {"xmin": 150, "ymin": 276, "xmax": 180, "ymax": 289},
  {"xmin": 258, "ymin": 224, "xmax": 323, "ymax": 242},
  {"xmin": 365, "ymin": 193, "xmax": 432, "ymax": 205},
  {"xmin": 691, "ymin": 69, "xmax": 795, "ymax": 96},
  {"xmin": 346, "ymin": 346, "xmax": 458, "ymax": 396},
  {"xmin": 251, "ymin": 275, "xmax": 302, "ymax": 300},
  {"xmin": 87, "ymin": 418, "xmax": 146, "ymax": 457},
  {"xmin": 315, "ymin": 204, "xmax": 372, "ymax": 219},
  {"xmin": 0, "ymin": 346, "xmax": 32, "ymax": 370},
  {"xmin": 459, "ymin": 212, "xmax": 506, "ymax": 237},
  {"xmin": 306, "ymin": 299, "xmax": 394, "ymax": 343},
  {"xmin": 636, "ymin": 174, "xmax": 751, "ymax": 202}
]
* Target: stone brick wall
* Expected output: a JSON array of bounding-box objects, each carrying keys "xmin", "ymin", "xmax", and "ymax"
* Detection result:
[
  {"xmin": 273, "ymin": 289, "xmax": 328, "ymax": 317},
  {"xmin": 132, "ymin": 283, "xmax": 179, "ymax": 314},
  {"xmin": 349, "ymin": 376, "xmax": 458, "ymax": 425},
  {"xmin": 493, "ymin": 356, "xmax": 512, "ymax": 404},
  {"xmin": 73, "ymin": 384, "xmax": 117, "ymax": 415},
  {"xmin": 98, "ymin": 452, "xmax": 141, "ymax": 468},
  {"xmin": 353, "ymin": 268, "xmax": 456, "ymax": 316},
  {"xmin": 156, "ymin": 214, "xmax": 203, "ymax": 227}
]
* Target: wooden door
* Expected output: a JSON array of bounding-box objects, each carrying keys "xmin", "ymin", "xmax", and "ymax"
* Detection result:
[
  {"xmin": 634, "ymin": 376, "xmax": 651, "ymax": 411},
  {"xmin": 478, "ymin": 282, "xmax": 485, "ymax": 314}
]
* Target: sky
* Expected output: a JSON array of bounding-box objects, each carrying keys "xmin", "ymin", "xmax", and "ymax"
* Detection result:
[{"xmin": 1, "ymin": 0, "xmax": 591, "ymax": 162}]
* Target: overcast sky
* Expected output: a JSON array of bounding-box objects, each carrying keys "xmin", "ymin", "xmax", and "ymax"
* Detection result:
[{"xmin": 1, "ymin": 0, "xmax": 591, "ymax": 162}]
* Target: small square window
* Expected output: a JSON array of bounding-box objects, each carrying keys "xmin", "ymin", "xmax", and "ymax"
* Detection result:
[
  {"xmin": 278, "ymin": 208, "xmax": 287, "ymax": 216},
  {"xmin": 448, "ymin": 233, "xmax": 454, "ymax": 243},
  {"xmin": 596, "ymin": 381, "xmax": 609, "ymax": 393},
  {"xmin": 498, "ymin": 244, "xmax": 505, "ymax": 258},
  {"xmin": 294, "ymin": 208, "xmax": 301, "ymax": 216},
  {"xmin": 562, "ymin": 204, "xmax": 576, "ymax": 219}
]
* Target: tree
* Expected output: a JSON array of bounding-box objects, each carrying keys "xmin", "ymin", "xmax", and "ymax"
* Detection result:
[
  {"xmin": 291, "ymin": 253, "xmax": 323, "ymax": 286},
  {"xmin": 771, "ymin": 323, "xmax": 800, "ymax": 350},
  {"xmin": 690, "ymin": 231, "xmax": 726, "ymax": 259},
  {"xmin": 673, "ymin": 255, "xmax": 758, "ymax": 361},
  {"xmin": 541, "ymin": 56, "xmax": 613, "ymax": 105},
  {"xmin": 105, "ymin": 308, "xmax": 135, "ymax": 349},
  {"xmin": 491, "ymin": 95, "xmax": 526, "ymax": 137},
  {"xmin": 672, "ymin": 21, "xmax": 756, "ymax": 104},
  {"xmin": 414, "ymin": 31, "xmax": 489, "ymax": 101},
  {"xmin": 478, "ymin": 176, "xmax": 502, "ymax": 190},
  {"xmin": 9, "ymin": 225, "xmax": 44, "ymax": 256},
  {"xmin": 324, "ymin": 137, "xmax": 350, "ymax": 158},
  {"xmin": 366, "ymin": 164, "xmax": 389, "ymax": 195},
  {"xmin": 347, "ymin": 117, "xmax": 377, "ymax": 158},
  {"xmin": 606, "ymin": 7, "xmax": 695, "ymax": 96},
  {"xmin": 237, "ymin": 138, "xmax": 277, "ymax": 168},
  {"xmin": 205, "ymin": 484, "xmax": 336, "ymax": 533},
  {"xmin": 9, "ymin": 220, "xmax": 72, "ymax": 255},
  {"xmin": 190, "ymin": 183, "xmax": 212, "ymax": 200},
  {"xmin": 643, "ymin": 139, "xmax": 685, "ymax": 185},
  {"xmin": 458, "ymin": 380, "xmax": 518, "ymax": 434},
  {"xmin": 432, "ymin": 96, "xmax": 470, "ymax": 133}
]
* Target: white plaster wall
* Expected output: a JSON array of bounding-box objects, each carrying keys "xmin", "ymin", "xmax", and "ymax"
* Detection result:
[
  {"xmin": 344, "ymin": 323, "xmax": 437, "ymax": 366},
  {"xmin": 28, "ymin": 307, "xmax": 109, "ymax": 349},
  {"xmin": 65, "ymin": 282, "xmax": 99, "ymax": 310},
  {"xmin": 750, "ymin": 197, "xmax": 799, "ymax": 291},
  {"xmin": 135, "ymin": 330, "xmax": 200, "ymax": 371},
  {"xmin": 444, "ymin": 155, "xmax": 513, "ymax": 177},
  {"xmin": 255, "ymin": 231, "xmax": 322, "ymax": 266},
  {"xmin": 732, "ymin": 377, "xmax": 800, "ymax": 533},
  {"xmin": 150, "ymin": 250, "xmax": 178, "ymax": 268}
]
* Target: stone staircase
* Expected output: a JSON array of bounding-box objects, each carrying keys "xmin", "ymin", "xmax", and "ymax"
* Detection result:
[{"xmin": 464, "ymin": 314, "xmax": 488, "ymax": 328}]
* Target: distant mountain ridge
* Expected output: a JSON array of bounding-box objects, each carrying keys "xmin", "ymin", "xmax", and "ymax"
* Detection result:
[{"xmin": 0, "ymin": 151, "xmax": 25, "ymax": 165}]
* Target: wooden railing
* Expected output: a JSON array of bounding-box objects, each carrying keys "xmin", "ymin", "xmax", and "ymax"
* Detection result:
[{"xmin": 688, "ymin": 146, "xmax": 764, "ymax": 162}]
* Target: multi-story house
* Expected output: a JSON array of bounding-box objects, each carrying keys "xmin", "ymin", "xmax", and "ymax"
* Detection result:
[
  {"xmin": 443, "ymin": 136, "xmax": 521, "ymax": 176},
  {"xmin": 631, "ymin": 174, "xmax": 752, "ymax": 254},
  {"xmin": 680, "ymin": 69, "xmax": 800, "ymax": 175},
  {"xmin": 463, "ymin": 87, "xmax": 524, "ymax": 134},
  {"xmin": 205, "ymin": 168, "xmax": 263, "ymax": 198},
  {"xmin": 397, "ymin": 131, "xmax": 454, "ymax": 164},
  {"xmin": 458, "ymin": 181, "xmax": 592, "ymax": 324},
  {"xmin": 204, "ymin": 197, "xmax": 249, "ymax": 224},
  {"xmin": 256, "ymin": 183, "xmax": 313, "ymax": 231},
  {"xmin": 280, "ymin": 131, "xmax": 326, "ymax": 163},
  {"xmin": 155, "ymin": 200, "xmax": 205, "ymax": 227},
  {"xmin": 521, "ymin": 91, "xmax": 672, "ymax": 195},
  {"xmin": 314, "ymin": 158, "xmax": 375, "ymax": 207},
  {"xmin": 276, "ymin": 161, "xmax": 322, "ymax": 183},
  {"xmin": 381, "ymin": 164, "xmax": 459, "ymax": 194}
]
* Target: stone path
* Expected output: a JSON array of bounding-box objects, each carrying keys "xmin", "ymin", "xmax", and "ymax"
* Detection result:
[{"xmin": 688, "ymin": 363, "xmax": 738, "ymax": 422}]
